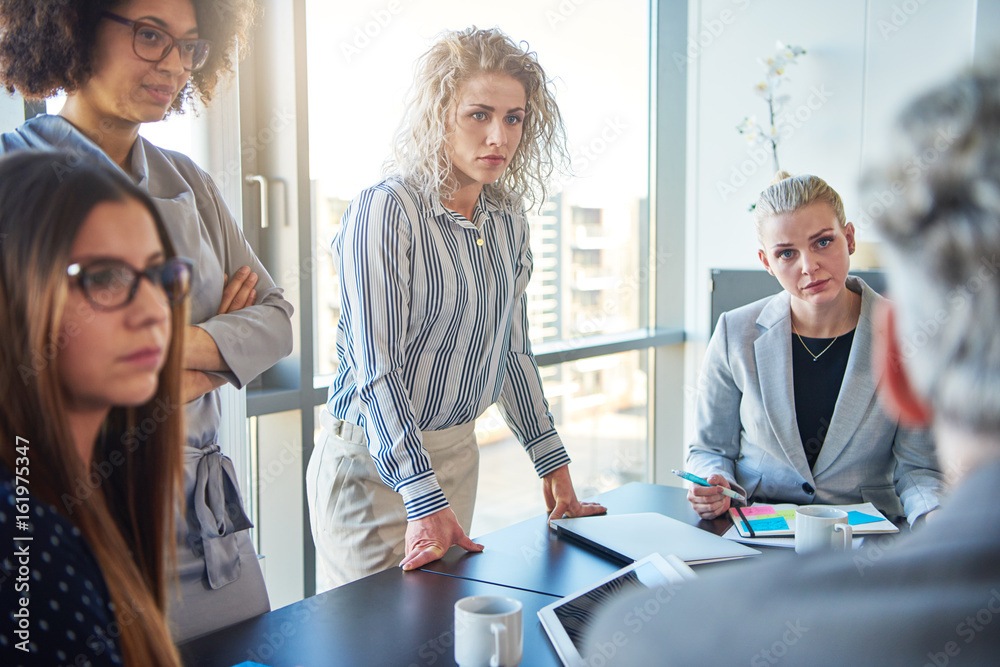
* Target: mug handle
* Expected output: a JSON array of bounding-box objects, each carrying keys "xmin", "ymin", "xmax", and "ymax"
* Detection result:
[
  {"xmin": 490, "ymin": 622, "xmax": 507, "ymax": 667},
  {"xmin": 833, "ymin": 523, "xmax": 853, "ymax": 549}
]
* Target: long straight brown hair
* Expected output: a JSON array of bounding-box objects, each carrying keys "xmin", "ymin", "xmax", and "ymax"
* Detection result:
[{"xmin": 0, "ymin": 151, "xmax": 185, "ymax": 666}]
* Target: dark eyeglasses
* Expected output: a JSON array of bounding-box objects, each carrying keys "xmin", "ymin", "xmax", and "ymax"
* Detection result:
[
  {"xmin": 67, "ymin": 257, "xmax": 194, "ymax": 311},
  {"xmin": 102, "ymin": 12, "xmax": 212, "ymax": 72}
]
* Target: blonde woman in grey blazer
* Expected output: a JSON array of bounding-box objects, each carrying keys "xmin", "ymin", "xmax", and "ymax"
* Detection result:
[{"xmin": 686, "ymin": 174, "xmax": 943, "ymax": 525}]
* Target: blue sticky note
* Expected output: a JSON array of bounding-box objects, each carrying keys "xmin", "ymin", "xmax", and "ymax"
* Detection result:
[
  {"xmin": 846, "ymin": 511, "xmax": 882, "ymax": 526},
  {"xmin": 750, "ymin": 516, "xmax": 789, "ymax": 531}
]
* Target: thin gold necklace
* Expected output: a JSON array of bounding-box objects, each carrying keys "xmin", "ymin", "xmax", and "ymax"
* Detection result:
[
  {"xmin": 793, "ymin": 293, "xmax": 856, "ymax": 362},
  {"xmin": 794, "ymin": 329, "xmax": 839, "ymax": 361}
]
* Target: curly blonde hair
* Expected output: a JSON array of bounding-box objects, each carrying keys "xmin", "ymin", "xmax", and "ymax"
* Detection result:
[{"xmin": 385, "ymin": 26, "xmax": 569, "ymax": 210}]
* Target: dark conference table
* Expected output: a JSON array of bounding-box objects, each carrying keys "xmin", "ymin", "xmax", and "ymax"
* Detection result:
[{"xmin": 180, "ymin": 483, "xmax": 790, "ymax": 667}]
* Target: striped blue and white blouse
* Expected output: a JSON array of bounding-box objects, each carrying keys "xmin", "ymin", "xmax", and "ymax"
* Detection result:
[{"xmin": 325, "ymin": 177, "xmax": 570, "ymax": 520}]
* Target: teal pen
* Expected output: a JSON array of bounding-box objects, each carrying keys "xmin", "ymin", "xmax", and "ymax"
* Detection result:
[{"xmin": 671, "ymin": 469, "xmax": 747, "ymax": 503}]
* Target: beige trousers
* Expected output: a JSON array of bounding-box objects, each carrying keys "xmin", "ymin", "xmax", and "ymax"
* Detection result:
[{"xmin": 306, "ymin": 409, "xmax": 479, "ymax": 591}]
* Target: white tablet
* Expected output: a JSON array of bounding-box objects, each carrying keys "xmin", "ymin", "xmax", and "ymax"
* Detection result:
[{"xmin": 537, "ymin": 553, "xmax": 696, "ymax": 667}]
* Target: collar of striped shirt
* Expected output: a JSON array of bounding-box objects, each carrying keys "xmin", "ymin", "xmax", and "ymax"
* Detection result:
[{"xmin": 395, "ymin": 176, "xmax": 519, "ymax": 226}]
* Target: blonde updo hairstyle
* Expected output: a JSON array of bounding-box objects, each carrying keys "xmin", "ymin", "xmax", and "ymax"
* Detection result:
[
  {"xmin": 386, "ymin": 26, "xmax": 569, "ymax": 210},
  {"xmin": 753, "ymin": 171, "xmax": 847, "ymax": 245}
]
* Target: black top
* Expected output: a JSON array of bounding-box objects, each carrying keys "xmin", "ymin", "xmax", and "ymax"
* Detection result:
[
  {"xmin": 0, "ymin": 462, "xmax": 121, "ymax": 666},
  {"xmin": 791, "ymin": 330, "xmax": 855, "ymax": 470}
]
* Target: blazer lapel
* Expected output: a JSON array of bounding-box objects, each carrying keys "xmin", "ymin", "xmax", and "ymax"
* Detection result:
[
  {"xmin": 755, "ymin": 293, "xmax": 815, "ymax": 484},
  {"xmin": 811, "ymin": 278, "xmax": 882, "ymax": 477}
]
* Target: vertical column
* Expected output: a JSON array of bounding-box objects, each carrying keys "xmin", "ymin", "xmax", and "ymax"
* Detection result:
[{"xmin": 651, "ymin": 0, "xmax": 689, "ymax": 484}]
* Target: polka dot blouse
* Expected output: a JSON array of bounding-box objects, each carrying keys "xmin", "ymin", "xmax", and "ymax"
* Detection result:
[{"xmin": 1, "ymin": 463, "xmax": 121, "ymax": 666}]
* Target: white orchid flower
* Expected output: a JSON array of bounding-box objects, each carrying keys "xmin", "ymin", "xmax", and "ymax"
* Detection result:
[{"xmin": 736, "ymin": 42, "xmax": 807, "ymax": 173}]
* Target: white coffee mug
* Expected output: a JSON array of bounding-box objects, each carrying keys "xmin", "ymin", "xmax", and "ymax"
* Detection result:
[
  {"xmin": 454, "ymin": 595, "xmax": 523, "ymax": 667},
  {"xmin": 795, "ymin": 506, "xmax": 853, "ymax": 554}
]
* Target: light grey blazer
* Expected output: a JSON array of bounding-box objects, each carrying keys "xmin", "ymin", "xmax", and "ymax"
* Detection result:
[{"xmin": 687, "ymin": 276, "xmax": 942, "ymax": 523}]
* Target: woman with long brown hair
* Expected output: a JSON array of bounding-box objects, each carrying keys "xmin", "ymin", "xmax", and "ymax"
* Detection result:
[{"xmin": 0, "ymin": 151, "xmax": 189, "ymax": 665}]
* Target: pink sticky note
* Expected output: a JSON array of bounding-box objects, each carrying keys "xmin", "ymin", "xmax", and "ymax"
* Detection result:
[{"xmin": 740, "ymin": 505, "xmax": 777, "ymax": 516}]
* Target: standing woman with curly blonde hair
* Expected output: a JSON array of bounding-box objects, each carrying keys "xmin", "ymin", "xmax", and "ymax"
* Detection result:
[
  {"xmin": 307, "ymin": 26, "xmax": 605, "ymax": 589},
  {"xmin": 0, "ymin": 0, "xmax": 293, "ymax": 640}
]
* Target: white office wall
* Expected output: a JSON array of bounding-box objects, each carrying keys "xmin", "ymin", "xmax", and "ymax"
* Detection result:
[
  {"xmin": 679, "ymin": 0, "xmax": 978, "ymax": 447},
  {"xmin": 860, "ymin": 1, "xmax": 977, "ymax": 197}
]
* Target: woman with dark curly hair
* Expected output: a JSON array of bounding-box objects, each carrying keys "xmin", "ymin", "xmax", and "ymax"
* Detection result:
[
  {"xmin": 306, "ymin": 27, "xmax": 604, "ymax": 590},
  {"xmin": 0, "ymin": 0, "xmax": 293, "ymax": 640}
]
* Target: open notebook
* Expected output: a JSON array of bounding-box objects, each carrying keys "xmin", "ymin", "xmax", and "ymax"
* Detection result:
[
  {"xmin": 551, "ymin": 512, "xmax": 760, "ymax": 565},
  {"xmin": 728, "ymin": 502, "xmax": 899, "ymax": 539}
]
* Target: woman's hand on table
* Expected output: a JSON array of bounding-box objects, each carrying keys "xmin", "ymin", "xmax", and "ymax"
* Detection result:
[
  {"xmin": 400, "ymin": 507, "xmax": 483, "ymax": 571},
  {"xmin": 686, "ymin": 473, "xmax": 733, "ymax": 519},
  {"xmin": 543, "ymin": 465, "xmax": 607, "ymax": 523}
]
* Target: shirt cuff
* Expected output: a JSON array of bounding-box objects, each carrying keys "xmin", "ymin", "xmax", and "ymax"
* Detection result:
[
  {"xmin": 525, "ymin": 432, "xmax": 571, "ymax": 478},
  {"xmin": 397, "ymin": 471, "xmax": 449, "ymax": 521},
  {"xmin": 193, "ymin": 321, "xmax": 245, "ymax": 388}
]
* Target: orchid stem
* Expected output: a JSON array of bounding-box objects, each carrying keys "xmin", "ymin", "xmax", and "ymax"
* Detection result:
[{"xmin": 768, "ymin": 94, "xmax": 780, "ymax": 173}]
